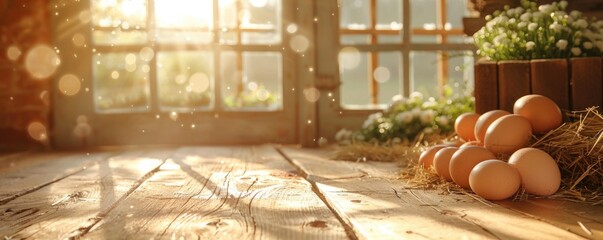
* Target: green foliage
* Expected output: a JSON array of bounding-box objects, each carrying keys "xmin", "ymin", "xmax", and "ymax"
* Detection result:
[
  {"xmin": 474, "ymin": 0, "xmax": 603, "ymax": 61},
  {"xmin": 336, "ymin": 90, "xmax": 475, "ymax": 145}
]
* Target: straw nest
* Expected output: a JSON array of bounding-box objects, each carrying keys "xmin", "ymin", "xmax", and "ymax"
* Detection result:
[{"xmin": 332, "ymin": 108, "xmax": 603, "ymax": 203}]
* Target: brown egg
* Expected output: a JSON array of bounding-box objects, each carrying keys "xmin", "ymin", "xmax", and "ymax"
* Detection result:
[
  {"xmin": 460, "ymin": 140, "xmax": 482, "ymax": 148},
  {"xmin": 433, "ymin": 147, "xmax": 459, "ymax": 181},
  {"xmin": 454, "ymin": 113, "xmax": 480, "ymax": 141},
  {"xmin": 508, "ymin": 148, "xmax": 561, "ymax": 196},
  {"xmin": 514, "ymin": 94, "xmax": 562, "ymax": 134},
  {"xmin": 484, "ymin": 115, "xmax": 532, "ymax": 154},
  {"xmin": 469, "ymin": 160, "xmax": 521, "ymax": 200},
  {"xmin": 418, "ymin": 145, "xmax": 446, "ymax": 169},
  {"xmin": 449, "ymin": 146, "xmax": 496, "ymax": 188},
  {"xmin": 474, "ymin": 110, "xmax": 510, "ymax": 142}
]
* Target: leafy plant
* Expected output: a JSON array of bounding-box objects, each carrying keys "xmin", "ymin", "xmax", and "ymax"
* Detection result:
[{"xmin": 336, "ymin": 89, "xmax": 474, "ymax": 145}]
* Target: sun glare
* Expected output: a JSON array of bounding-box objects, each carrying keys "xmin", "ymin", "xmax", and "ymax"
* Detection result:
[{"xmin": 155, "ymin": 0, "xmax": 214, "ymax": 29}]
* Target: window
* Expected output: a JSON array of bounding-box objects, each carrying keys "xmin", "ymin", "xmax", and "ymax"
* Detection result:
[
  {"xmin": 52, "ymin": 0, "xmax": 300, "ymax": 147},
  {"xmin": 338, "ymin": 0, "xmax": 475, "ymax": 107},
  {"xmin": 90, "ymin": 0, "xmax": 283, "ymax": 113}
]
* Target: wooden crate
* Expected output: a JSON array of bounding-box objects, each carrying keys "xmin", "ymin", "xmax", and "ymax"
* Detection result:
[{"xmin": 474, "ymin": 58, "xmax": 603, "ymax": 114}]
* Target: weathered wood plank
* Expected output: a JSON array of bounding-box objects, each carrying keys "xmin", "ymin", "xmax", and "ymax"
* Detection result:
[
  {"xmin": 0, "ymin": 149, "xmax": 172, "ymax": 239},
  {"xmin": 498, "ymin": 199, "xmax": 603, "ymax": 239},
  {"xmin": 0, "ymin": 151, "xmax": 114, "ymax": 202},
  {"xmin": 280, "ymin": 146, "xmax": 586, "ymax": 240},
  {"xmin": 84, "ymin": 145, "xmax": 348, "ymax": 239},
  {"xmin": 280, "ymin": 147, "xmax": 495, "ymax": 239}
]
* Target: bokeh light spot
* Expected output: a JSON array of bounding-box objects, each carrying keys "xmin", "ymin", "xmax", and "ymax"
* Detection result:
[
  {"xmin": 58, "ymin": 74, "xmax": 82, "ymax": 96},
  {"xmin": 27, "ymin": 122, "xmax": 47, "ymax": 142},
  {"xmin": 139, "ymin": 47, "xmax": 154, "ymax": 61},
  {"xmin": 188, "ymin": 72, "xmax": 210, "ymax": 93},
  {"xmin": 7, "ymin": 46, "xmax": 21, "ymax": 61},
  {"xmin": 339, "ymin": 47, "xmax": 361, "ymax": 70},
  {"xmin": 286, "ymin": 23, "xmax": 298, "ymax": 34},
  {"xmin": 72, "ymin": 33, "xmax": 86, "ymax": 47},
  {"xmin": 290, "ymin": 35, "xmax": 310, "ymax": 53},
  {"xmin": 25, "ymin": 45, "xmax": 61, "ymax": 79},
  {"xmin": 373, "ymin": 66, "xmax": 391, "ymax": 83},
  {"xmin": 303, "ymin": 87, "xmax": 320, "ymax": 102}
]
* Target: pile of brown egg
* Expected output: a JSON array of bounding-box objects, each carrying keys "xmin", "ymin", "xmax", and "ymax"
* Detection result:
[{"xmin": 419, "ymin": 94, "xmax": 562, "ymax": 200}]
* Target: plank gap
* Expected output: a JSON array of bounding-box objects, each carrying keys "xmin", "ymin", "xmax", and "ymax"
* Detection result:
[{"xmin": 276, "ymin": 146, "xmax": 358, "ymax": 240}]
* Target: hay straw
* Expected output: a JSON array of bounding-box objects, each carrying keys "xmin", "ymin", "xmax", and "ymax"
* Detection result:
[
  {"xmin": 531, "ymin": 107, "xmax": 603, "ymax": 195},
  {"xmin": 332, "ymin": 108, "xmax": 603, "ymax": 203}
]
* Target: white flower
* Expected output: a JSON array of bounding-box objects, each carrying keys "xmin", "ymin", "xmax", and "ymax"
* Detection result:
[
  {"xmin": 596, "ymin": 41, "xmax": 603, "ymax": 51},
  {"xmin": 594, "ymin": 20, "xmax": 603, "ymax": 28},
  {"xmin": 528, "ymin": 22, "xmax": 538, "ymax": 31},
  {"xmin": 420, "ymin": 110, "xmax": 435, "ymax": 124},
  {"xmin": 409, "ymin": 91, "xmax": 423, "ymax": 101},
  {"xmin": 584, "ymin": 41, "xmax": 594, "ymax": 49},
  {"xmin": 335, "ymin": 128, "xmax": 353, "ymax": 142},
  {"xmin": 520, "ymin": 12, "xmax": 532, "ymax": 22},
  {"xmin": 559, "ymin": 1, "xmax": 568, "ymax": 9},
  {"xmin": 550, "ymin": 22, "xmax": 563, "ymax": 33},
  {"xmin": 532, "ymin": 12, "xmax": 543, "ymax": 20},
  {"xmin": 391, "ymin": 94, "xmax": 405, "ymax": 103},
  {"xmin": 395, "ymin": 112, "xmax": 413, "ymax": 124},
  {"xmin": 436, "ymin": 116, "xmax": 449, "ymax": 126},
  {"xmin": 570, "ymin": 10, "xmax": 582, "ymax": 19},
  {"xmin": 572, "ymin": 19, "xmax": 588, "ymax": 29},
  {"xmin": 571, "ymin": 47, "xmax": 582, "ymax": 56},
  {"xmin": 508, "ymin": 18, "xmax": 516, "ymax": 24},
  {"xmin": 538, "ymin": 4, "xmax": 555, "ymax": 14},
  {"xmin": 493, "ymin": 35, "xmax": 509, "ymax": 46},
  {"xmin": 517, "ymin": 22, "xmax": 527, "ymax": 29},
  {"xmin": 526, "ymin": 41, "xmax": 536, "ymax": 51},
  {"xmin": 556, "ymin": 39, "xmax": 568, "ymax": 50},
  {"xmin": 421, "ymin": 100, "xmax": 437, "ymax": 109}
]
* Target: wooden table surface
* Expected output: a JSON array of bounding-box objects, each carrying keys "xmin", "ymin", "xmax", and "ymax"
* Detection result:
[{"xmin": 0, "ymin": 145, "xmax": 601, "ymax": 239}]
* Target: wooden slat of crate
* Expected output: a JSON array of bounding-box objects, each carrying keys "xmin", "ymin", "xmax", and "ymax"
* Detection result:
[
  {"xmin": 498, "ymin": 60, "xmax": 531, "ymax": 113},
  {"xmin": 531, "ymin": 59, "xmax": 570, "ymax": 110},
  {"xmin": 570, "ymin": 57, "xmax": 603, "ymax": 110},
  {"xmin": 474, "ymin": 60, "xmax": 499, "ymax": 114},
  {"xmin": 83, "ymin": 145, "xmax": 348, "ymax": 240}
]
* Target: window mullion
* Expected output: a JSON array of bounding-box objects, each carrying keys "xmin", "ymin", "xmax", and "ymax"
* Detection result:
[
  {"xmin": 213, "ymin": 0, "xmax": 223, "ymax": 112},
  {"xmin": 148, "ymin": 0, "xmax": 160, "ymax": 112},
  {"xmin": 369, "ymin": 0, "xmax": 378, "ymax": 104},
  {"xmin": 402, "ymin": 0, "xmax": 410, "ymax": 97}
]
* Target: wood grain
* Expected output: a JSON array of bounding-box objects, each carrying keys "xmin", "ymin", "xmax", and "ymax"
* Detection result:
[
  {"xmin": 0, "ymin": 149, "xmax": 171, "ymax": 239},
  {"xmin": 531, "ymin": 59, "xmax": 570, "ymax": 110},
  {"xmin": 83, "ymin": 145, "xmax": 348, "ymax": 239},
  {"xmin": 0, "ymin": 151, "xmax": 115, "ymax": 203},
  {"xmin": 474, "ymin": 60, "xmax": 499, "ymax": 114},
  {"xmin": 280, "ymin": 146, "xmax": 586, "ymax": 240},
  {"xmin": 498, "ymin": 60, "xmax": 531, "ymax": 113},
  {"xmin": 570, "ymin": 57, "xmax": 602, "ymax": 111}
]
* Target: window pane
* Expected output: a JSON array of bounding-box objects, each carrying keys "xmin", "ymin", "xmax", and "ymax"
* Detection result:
[
  {"xmin": 154, "ymin": 0, "xmax": 213, "ymax": 43},
  {"xmin": 92, "ymin": 0, "xmax": 147, "ymax": 29},
  {"xmin": 376, "ymin": 52, "xmax": 401, "ymax": 103},
  {"xmin": 91, "ymin": 0, "xmax": 147, "ymax": 45},
  {"xmin": 241, "ymin": 0, "xmax": 281, "ymax": 44},
  {"xmin": 448, "ymin": 52, "xmax": 474, "ymax": 97},
  {"xmin": 447, "ymin": 0, "xmax": 468, "ymax": 29},
  {"xmin": 222, "ymin": 52, "xmax": 282, "ymax": 110},
  {"xmin": 340, "ymin": 50, "xmax": 370, "ymax": 106},
  {"xmin": 411, "ymin": 0, "xmax": 437, "ymax": 43},
  {"xmin": 377, "ymin": 0, "xmax": 402, "ymax": 43},
  {"xmin": 410, "ymin": 51, "xmax": 438, "ymax": 98},
  {"xmin": 340, "ymin": 0, "xmax": 370, "ymax": 30},
  {"xmin": 93, "ymin": 52, "xmax": 150, "ymax": 112},
  {"xmin": 157, "ymin": 51, "xmax": 213, "ymax": 111}
]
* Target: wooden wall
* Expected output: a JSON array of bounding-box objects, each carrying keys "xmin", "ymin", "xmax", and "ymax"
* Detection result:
[{"xmin": 0, "ymin": 0, "xmax": 52, "ymax": 151}]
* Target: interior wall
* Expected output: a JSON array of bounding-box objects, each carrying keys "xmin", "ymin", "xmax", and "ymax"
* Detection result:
[{"xmin": 0, "ymin": 0, "xmax": 51, "ymax": 150}]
